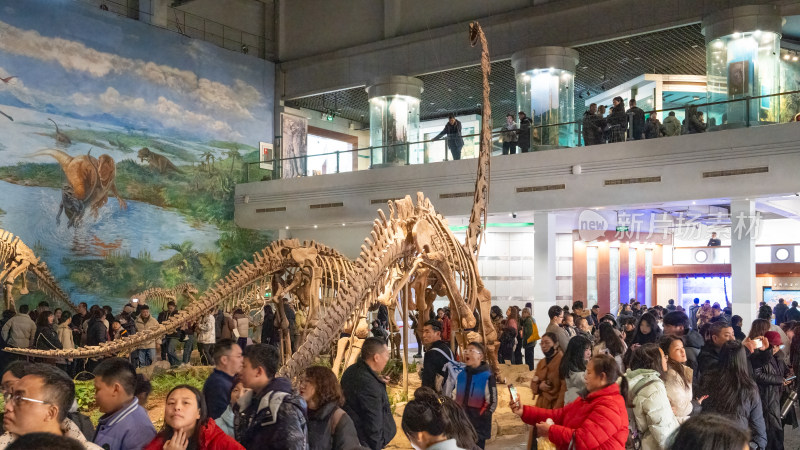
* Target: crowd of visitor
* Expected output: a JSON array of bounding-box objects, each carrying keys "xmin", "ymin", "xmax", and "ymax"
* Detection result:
[{"xmin": 0, "ymin": 295, "xmax": 796, "ymax": 450}]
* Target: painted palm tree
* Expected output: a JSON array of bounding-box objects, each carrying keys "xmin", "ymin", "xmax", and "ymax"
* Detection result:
[
  {"xmin": 201, "ymin": 151, "xmax": 215, "ymax": 172},
  {"xmin": 225, "ymin": 148, "xmax": 241, "ymax": 176},
  {"xmin": 160, "ymin": 241, "xmax": 201, "ymax": 275}
]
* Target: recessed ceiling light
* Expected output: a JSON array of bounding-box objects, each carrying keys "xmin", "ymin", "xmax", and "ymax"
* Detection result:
[
  {"xmin": 313, "ymin": 225, "xmax": 318, "ymax": 229},
  {"xmin": 285, "ymin": 226, "xmax": 289, "ymax": 230}
]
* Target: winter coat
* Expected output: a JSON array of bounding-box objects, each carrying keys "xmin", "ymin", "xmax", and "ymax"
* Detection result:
[
  {"xmin": 433, "ymin": 120, "xmax": 464, "ymax": 151},
  {"xmin": 236, "ymin": 377, "xmax": 308, "ymax": 450},
  {"xmin": 144, "ymin": 419, "xmax": 244, "ymax": 450},
  {"xmin": 532, "ymin": 350, "xmax": 565, "ymax": 409},
  {"xmin": 135, "ymin": 315, "xmax": 160, "ymax": 349},
  {"xmin": 233, "ymin": 313, "xmax": 250, "ymax": 339},
  {"xmin": 58, "ymin": 321, "xmax": 75, "ymax": 351},
  {"xmin": 220, "ymin": 313, "xmax": 236, "ymax": 340},
  {"xmin": 500, "ymin": 122, "xmax": 518, "ymax": 143},
  {"xmin": 307, "ymin": 401, "xmax": 362, "ymax": 450},
  {"xmin": 520, "ymin": 383, "xmax": 628, "ymax": 450},
  {"xmin": 662, "ymin": 115, "xmax": 682, "ymax": 136},
  {"xmin": 522, "ymin": 316, "xmax": 537, "ymax": 346},
  {"xmin": 86, "ymin": 318, "xmax": 108, "ymax": 346},
  {"xmin": 663, "ymin": 366, "xmax": 696, "ymax": 423},
  {"xmin": 451, "ymin": 362, "xmax": 497, "ymax": 440},
  {"xmin": 700, "ymin": 379, "xmax": 767, "ymax": 449},
  {"xmin": 35, "ymin": 324, "xmax": 62, "ymax": 350},
  {"xmin": 341, "ymin": 359, "xmax": 396, "ymax": 450},
  {"xmin": 261, "ymin": 306, "xmax": 275, "ymax": 344},
  {"xmin": 786, "ymin": 306, "xmax": 800, "ymax": 323},
  {"xmin": 607, "ymin": 104, "xmax": 628, "ymax": 139},
  {"xmin": 116, "ymin": 312, "xmax": 137, "ymax": 337},
  {"xmin": 158, "ymin": 310, "xmax": 179, "ymax": 338},
  {"xmin": 516, "ymin": 116, "xmax": 532, "ymax": 146},
  {"xmin": 421, "ymin": 340, "xmax": 453, "ymax": 392},
  {"xmin": 197, "ymin": 313, "xmax": 216, "ymax": 344},
  {"xmin": 94, "ymin": 398, "xmax": 157, "ymax": 450},
  {"xmin": 774, "ymin": 303, "xmax": 790, "ymax": 325},
  {"xmin": 753, "ymin": 352, "xmax": 788, "ymax": 437},
  {"xmin": 1, "ymin": 313, "xmax": 36, "ymax": 348},
  {"xmin": 644, "ymin": 117, "xmax": 663, "ymax": 139},
  {"xmin": 562, "ymin": 370, "xmax": 586, "ymax": 405},
  {"xmin": 624, "ymin": 368, "xmax": 679, "ymax": 450},
  {"xmin": 204, "ymin": 368, "xmax": 235, "ymax": 420},
  {"xmin": 582, "ymin": 111, "xmax": 603, "ymax": 145},
  {"xmin": 627, "ymin": 107, "xmax": 646, "ymax": 139},
  {"xmin": 686, "ymin": 112, "xmax": 706, "ymax": 134}
]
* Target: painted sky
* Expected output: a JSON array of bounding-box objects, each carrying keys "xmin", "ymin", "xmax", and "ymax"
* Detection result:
[{"xmin": 0, "ymin": 0, "xmax": 274, "ymax": 142}]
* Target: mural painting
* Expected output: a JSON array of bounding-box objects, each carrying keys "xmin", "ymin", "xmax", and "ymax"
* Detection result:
[{"xmin": 0, "ymin": 0, "xmax": 275, "ymax": 309}]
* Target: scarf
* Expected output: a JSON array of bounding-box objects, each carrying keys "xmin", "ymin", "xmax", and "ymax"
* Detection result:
[{"xmin": 543, "ymin": 347, "xmax": 556, "ymax": 364}]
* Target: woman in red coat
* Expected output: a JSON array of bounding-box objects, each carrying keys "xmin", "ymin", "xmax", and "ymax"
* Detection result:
[
  {"xmin": 145, "ymin": 384, "xmax": 244, "ymax": 450},
  {"xmin": 510, "ymin": 354, "xmax": 629, "ymax": 450}
]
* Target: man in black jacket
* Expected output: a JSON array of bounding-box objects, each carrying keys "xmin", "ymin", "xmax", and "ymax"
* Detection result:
[
  {"xmin": 773, "ymin": 298, "xmax": 789, "ymax": 326},
  {"xmin": 626, "ymin": 99, "xmax": 645, "ymax": 140},
  {"xmin": 432, "ymin": 114, "xmax": 464, "ymax": 160},
  {"xmin": 157, "ymin": 301, "xmax": 180, "ymax": 366},
  {"xmin": 420, "ymin": 319, "xmax": 454, "ymax": 392},
  {"xmin": 237, "ymin": 344, "xmax": 307, "ymax": 450},
  {"xmin": 582, "ymin": 103, "xmax": 603, "ymax": 146},
  {"xmin": 786, "ymin": 301, "xmax": 800, "ymax": 322},
  {"xmin": 341, "ymin": 337, "xmax": 395, "ymax": 450},
  {"xmin": 517, "ymin": 111, "xmax": 532, "ymax": 153}
]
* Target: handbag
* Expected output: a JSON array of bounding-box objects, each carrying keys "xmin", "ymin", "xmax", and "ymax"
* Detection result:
[{"xmin": 232, "ymin": 318, "xmax": 241, "ymax": 339}]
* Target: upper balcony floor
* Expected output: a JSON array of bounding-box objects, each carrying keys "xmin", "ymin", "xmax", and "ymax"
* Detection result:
[{"xmin": 234, "ymin": 117, "xmax": 800, "ymax": 231}]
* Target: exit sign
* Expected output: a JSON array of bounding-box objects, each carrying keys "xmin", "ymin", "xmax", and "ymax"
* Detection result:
[{"xmin": 616, "ymin": 225, "xmax": 629, "ymax": 232}]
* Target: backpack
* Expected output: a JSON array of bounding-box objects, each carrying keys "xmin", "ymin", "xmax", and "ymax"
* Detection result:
[
  {"xmin": 626, "ymin": 379, "xmax": 660, "ymax": 450},
  {"xmin": 430, "ymin": 347, "xmax": 465, "ymax": 395}
]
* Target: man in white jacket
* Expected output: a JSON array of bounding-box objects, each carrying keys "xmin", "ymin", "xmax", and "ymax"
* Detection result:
[
  {"xmin": 197, "ymin": 309, "xmax": 216, "ymax": 365},
  {"xmin": 1, "ymin": 305, "xmax": 35, "ymax": 349}
]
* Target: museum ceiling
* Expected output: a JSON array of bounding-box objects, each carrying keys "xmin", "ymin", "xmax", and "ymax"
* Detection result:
[{"xmin": 286, "ymin": 24, "xmax": 707, "ymax": 126}]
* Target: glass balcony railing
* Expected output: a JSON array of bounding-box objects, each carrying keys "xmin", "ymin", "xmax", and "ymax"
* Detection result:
[{"xmin": 243, "ymin": 89, "xmax": 800, "ymax": 182}]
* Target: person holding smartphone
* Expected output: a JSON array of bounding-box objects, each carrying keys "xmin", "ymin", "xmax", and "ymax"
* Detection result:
[
  {"xmin": 753, "ymin": 331, "xmax": 792, "ymax": 450},
  {"xmin": 510, "ymin": 354, "xmax": 628, "ymax": 449}
]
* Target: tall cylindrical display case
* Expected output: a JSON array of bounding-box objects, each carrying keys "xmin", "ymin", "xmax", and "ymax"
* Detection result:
[
  {"xmin": 702, "ymin": 5, "xmax": 782, "ymax": 127},
  {"xmin": 511, "ymin": 47, "xmax": 579, "ymax": 149},
  {"xmin": 365, "ymin": 76, "xmax": 423, "ymax": 167}
]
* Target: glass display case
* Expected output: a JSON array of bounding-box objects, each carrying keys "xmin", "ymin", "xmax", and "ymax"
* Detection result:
[
  {"xmin": 516, "ymin": 68, "xmax": 576, "ymax": 148},
  {"xmin": 368, "ymin": 95, "xmax": 420, "ymax": 166},
  {"xmin": 706, "ymin": 31, "xmax": 781, "ymax": 127}
]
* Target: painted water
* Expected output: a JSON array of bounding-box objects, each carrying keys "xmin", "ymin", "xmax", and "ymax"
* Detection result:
[{"xmin": 0, "ymin": 180, "xmax": 221, "ymax": 308}]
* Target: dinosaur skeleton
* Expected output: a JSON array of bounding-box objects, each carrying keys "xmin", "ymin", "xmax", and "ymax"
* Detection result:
[
  {"xmin": 5, "ymin": 23, "xmax": 500, "ymax": 381},
  {"xmin": 0, "ymin": 230, "xmax": 77, "ymax": 311},
  {"xmin": 130, "ymin": 283, "xmax": 199, "ymax": 311}
]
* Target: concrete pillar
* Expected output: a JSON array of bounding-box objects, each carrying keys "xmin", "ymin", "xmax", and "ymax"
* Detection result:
[
  {"xmin": 730, "ymin": 198, "xmax": 757, "ymax": 334},
  {"xmin": 533, "ymin": 211, "xmax": 556, "ymax": 325}
]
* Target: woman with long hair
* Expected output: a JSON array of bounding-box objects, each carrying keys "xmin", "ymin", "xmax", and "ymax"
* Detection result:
[
  {"xmin": 56, "ymin": 313, "xmax": 74, "ymax": 375},
  {"xmin": 752, "ymin": 332, "xmax": 790, "ymax": 450},
  {"xmin": 531, "ymin": 332, "xmax": 565, "ymax": 409},
  {"xmin": 593, "ymin": 322, "xmax": 627, "ymax": 372},
  {"xmin": 299, "ymin": 366, "xmax": 361, "ymax": 450},
  {"xmin": 34, "ymin": 311, "xmax": 62, "ymax": 350},
  {"xmin": 559, "ymin": 335, "xmax": 591, "ymax": 404},
  {"xmin": 748, "ymin": 319, "xmax": 771, "ymax": 341},
  {"xmin": 699, "ymin": 340, "xmax": 767, "ymax": 450},
  {"xmin": 402, "ymin": 387, "xmax": 478, "ymax": 450},
  {"xmin": 625, "ymin": 343, "xmax": 679, "ymax": 450},
  {"xmin": 449, "ymin": 342, "xmax": 497, "ymax": 449},
  {"xmin": 631, "ymin": 313, "xmax": 662, "ymax": 346},
  {"xmin": 145, "ymin": 385, "xmax": 243, "ymax": 450},
  {"xmin": 658, "ymin": 335, "xmax": 702, "ymax": 423},
  {"xmin": 667, "ymin": 414, "xmax": 751, "ymax": 450},
  {"xmin": 510, "ymin": 354, "xmax": 629, "ymax": 449}
]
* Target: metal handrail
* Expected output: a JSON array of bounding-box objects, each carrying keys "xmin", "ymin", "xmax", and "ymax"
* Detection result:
[{"xmin": 244, "ymin": 89, "xmax": 800, "ymax": 181}]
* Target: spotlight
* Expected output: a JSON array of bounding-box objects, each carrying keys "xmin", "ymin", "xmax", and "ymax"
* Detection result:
[
  {"xmin": 241, "ymin": 44, "xmax": 249, "ymax": 54},
  {"xmin": 512, "ymin": 212, "xmax": 517, "ymax": 219}
]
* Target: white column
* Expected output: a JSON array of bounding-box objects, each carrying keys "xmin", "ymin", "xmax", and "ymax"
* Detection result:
[
  {"xmin": 533, "ymin": 211, "xmax": 556, "ymax": 326},
  {"xmin": 730, "ymin": 199, "xmax": 757, "ymax": 334}
]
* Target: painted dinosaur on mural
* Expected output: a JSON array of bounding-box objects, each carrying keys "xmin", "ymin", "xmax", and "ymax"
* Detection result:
[
  {"xmin": 0, "ymin": 230, "xmax": 77, "ymax": 311},
  {"xmin": 5, "ymin": 22, "xmax": 500, "ymax": 381}
]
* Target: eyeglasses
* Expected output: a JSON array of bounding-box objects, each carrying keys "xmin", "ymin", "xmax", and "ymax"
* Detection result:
[
  {"xmin": 3, "ymin": 392, "xmax": 50, "ymax": 407},
  {"xmin": 463, "ymin": 349, "xmax": 483, "ymax": 355}
]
